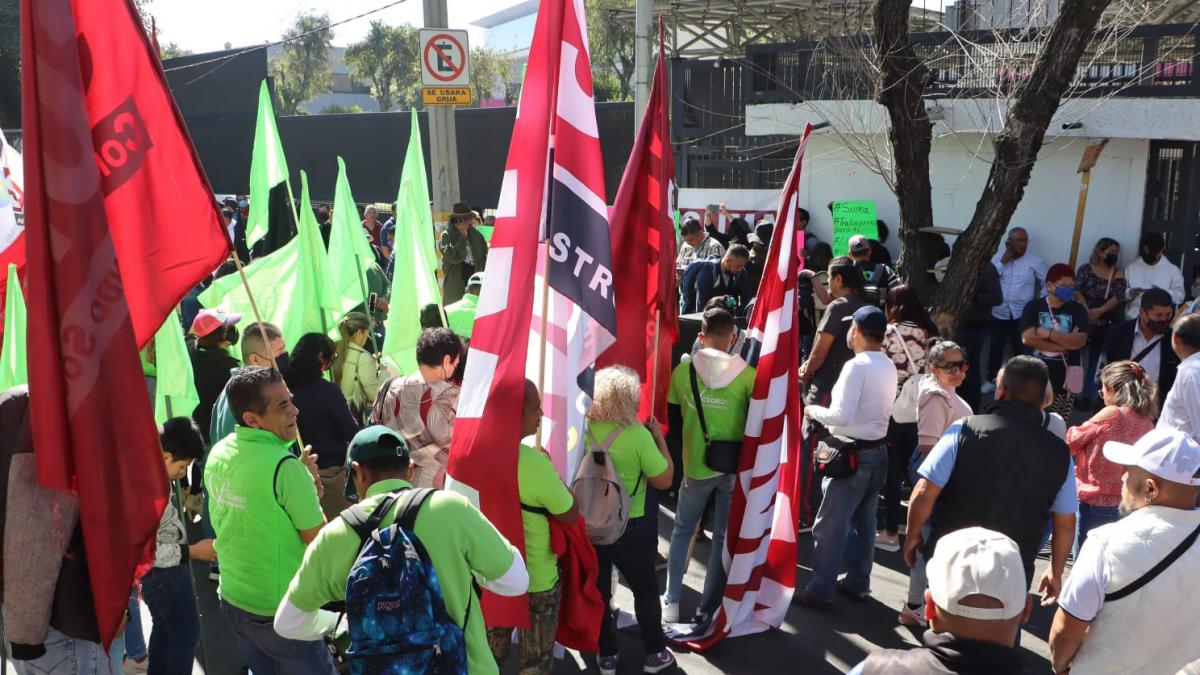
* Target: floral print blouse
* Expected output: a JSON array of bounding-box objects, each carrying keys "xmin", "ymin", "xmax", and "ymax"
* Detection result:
[{"xmin": 882, "ymin": 322, "xmax": 932, "ymax": 388}]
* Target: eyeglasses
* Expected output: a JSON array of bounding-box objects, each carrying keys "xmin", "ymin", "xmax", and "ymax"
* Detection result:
[{"xmin": 936, "ymin": 360, "xmax": 968, "ymax": 373}]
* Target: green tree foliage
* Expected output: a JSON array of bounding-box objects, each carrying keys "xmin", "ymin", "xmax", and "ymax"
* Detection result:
[
  {"xmin": 344, "ymin": 20, "xmax": 419, "ymax": 113},
  {"xmin": 586, "ymin": 0, "xmax": 635, "ymax": 101},
  {"xmin": 469, "ymin": 47, "xmax": 518, "ymax": 107},
  {"xmin": 319, "ymin": 103, "xmax": 366, "ymax": 114},
  {"xmin": 271, "ymin": 10, "xmax": 334, "ymax": 116},
  {"xmin": 159, "ymin": 42, "xmax": 192, "ymax": 60}
]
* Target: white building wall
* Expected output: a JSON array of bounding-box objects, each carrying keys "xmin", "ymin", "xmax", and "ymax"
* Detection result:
[{"xmin": 777, "ymin": 133, "xmax": 1148, "ymax": 268}]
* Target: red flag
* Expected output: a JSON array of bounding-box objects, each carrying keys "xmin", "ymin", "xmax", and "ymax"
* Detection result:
[
  {"xmin": 674, "ymin": 124, "xmax": 812, "ymax": 651},
  {"xmin": 21, "ymin": 0, "xmax": 232, "ymax": 645},
  {"xmin": 448, "ymin": 0, "xmax": 616, "ymax": 628},
  {"xmin": 597, "ymin": 23, "xmax": 677, "ymax": 424}
]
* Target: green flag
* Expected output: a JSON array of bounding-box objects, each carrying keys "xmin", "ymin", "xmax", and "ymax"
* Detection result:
[
  {"xmin": 247, "ymin": 79, "xmax": 290, "ymax": 248},
  {"xmin": 199, "ymin": 174, "xmax": 339, "ymax": 350},
  {"xmin": 152, "ymin": 315, "xmax": 199, "ymax": 424},
  {"xmin": 382, "ymin": 110, "xmax": 442, "ymax": 374},
  {"xmin": 0, "ymin": 263, "xmax": 26, "ymax": 390},
  {"xmin": 329, "ymin": 157, "xmax": 376, "ymax": 316}
]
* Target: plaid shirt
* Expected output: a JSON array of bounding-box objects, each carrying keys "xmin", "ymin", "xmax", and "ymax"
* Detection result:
[{"xmin": 991, "ymin": 251, "xmax": 1047, "ymax": 320}]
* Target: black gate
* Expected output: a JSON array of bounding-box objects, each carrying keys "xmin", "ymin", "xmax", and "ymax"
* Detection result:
[{"xmin": 1143, "ymin": 140, "xmax": 1200, "ymax": 285}]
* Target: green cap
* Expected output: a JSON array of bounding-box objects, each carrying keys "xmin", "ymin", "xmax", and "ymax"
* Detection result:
[{"xmin": 344, "ymin": 425, "xmax": 410, "ymax": 501}]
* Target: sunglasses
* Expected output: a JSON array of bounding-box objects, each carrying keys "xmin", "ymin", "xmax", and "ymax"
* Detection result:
[{"xmin": 936, "ymin": 360, "xmax": 968, "ymax": 373}]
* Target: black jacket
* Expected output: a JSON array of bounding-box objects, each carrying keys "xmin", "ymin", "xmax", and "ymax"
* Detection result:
[
  {"xmin": 290, "ymin": 378, "xmax": 361, "ymax": 470},
  {"xmin": 1103, "ymin": 318, "xmax": 1179, "ymax": 402},
  {"xmin": 926, "ymin": 399, "xmax": 1071, "ymax": 584},
  {"xmin": 190, "ymin": 346, "xmax": 239, "ymax": 443},
  {"xmin": 862, "ymin": 630, "xmax": 1028, "ymax": 675},
  {"xmin": 964, "ymin": 262, "xmax": 1003, "ymax": 328}
]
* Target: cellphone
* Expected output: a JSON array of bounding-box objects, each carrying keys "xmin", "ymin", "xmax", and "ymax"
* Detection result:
[
  {"xmin": 707, "ymin": 204, "xmax": 720, "ymax": 213},
  {"xmin": 368, "ymin": 292, "xmax": 378, "ymax": 315}
]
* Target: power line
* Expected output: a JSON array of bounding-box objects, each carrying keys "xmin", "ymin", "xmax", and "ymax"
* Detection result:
[{"xmin": 163, "ymin": 0, "xmax": 415, "ymax": 74}]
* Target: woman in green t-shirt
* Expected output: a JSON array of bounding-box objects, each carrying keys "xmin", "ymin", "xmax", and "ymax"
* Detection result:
[{"xmin": 586, "ymin": 366, "xmax": 675, "ymax": 675}]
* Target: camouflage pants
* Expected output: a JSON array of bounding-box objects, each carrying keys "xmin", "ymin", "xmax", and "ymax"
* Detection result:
[{"xmin": 486, "ymin": 582, "xmax": 561, "ymax": 675}]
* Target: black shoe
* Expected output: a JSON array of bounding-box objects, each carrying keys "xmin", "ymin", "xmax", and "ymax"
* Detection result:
[
  {"xmin": 836, "ymin": 582, "xmax": 870, "ymax": 602},
  {"xmin": 793, "ymin": 590, "xmax": 834, "ymax": 612}
]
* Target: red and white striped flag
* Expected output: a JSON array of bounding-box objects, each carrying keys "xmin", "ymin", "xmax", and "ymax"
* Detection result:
[
  {"xmin": 676, "ymin": 124, "xmax": 812, "ymax": 651},
  {"xmin": 447, "ymin": 0, "xmax": 614, "ymax": 628}
]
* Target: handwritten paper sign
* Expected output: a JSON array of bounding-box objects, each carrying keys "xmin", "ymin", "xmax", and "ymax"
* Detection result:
[{"xmin": 831, "ymin": 200, "xmax": 877, "ymax": 256}]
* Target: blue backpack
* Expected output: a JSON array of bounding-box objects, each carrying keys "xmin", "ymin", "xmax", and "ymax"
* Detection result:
[{"xmin": 340, "ymin": 488, "xmax": 468, "ymax": 675}]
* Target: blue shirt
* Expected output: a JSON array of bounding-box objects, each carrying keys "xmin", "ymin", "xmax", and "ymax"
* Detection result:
[{"xmin": 920, "ymin": 420, "xmax": 1078, "ymax": 514}]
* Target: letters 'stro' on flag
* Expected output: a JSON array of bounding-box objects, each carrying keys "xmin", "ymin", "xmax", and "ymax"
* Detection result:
[
  {"xmin": 21, "ymin": 0, "xmax": 231, "ymax": 645},
  {"xmin": 679, "ymin": 124, "xmax": 813, "ymax": 652},
  {"xmin": 596, "ymin": 26, "xmax": 677, "ymax": 425},
  {"xmin": 447, "ymin": 0, "xmax": 614, "ymax": 629}
]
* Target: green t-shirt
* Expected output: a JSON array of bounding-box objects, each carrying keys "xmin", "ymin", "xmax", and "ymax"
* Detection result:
[
  {"xmin": 584, "ymin": 421, "xmax": 668, "ymax": 519},
  {"xmin": 204, "ymin": 426, "xmax": 324, "ymax": 616},
  {"xmin": 284, "ymin": 479, "xmax": 518, "ymax": 675},
  {"xmin": 517, "ymin": 445, "xmax": 574, "ymax": 593},
  {"xmin": 445, "ymin": 293, "xmax": 479, "ymax": 338},
  {"xmin": 667, "ymin": 360, "xmax": 757, "ymax": 479}
]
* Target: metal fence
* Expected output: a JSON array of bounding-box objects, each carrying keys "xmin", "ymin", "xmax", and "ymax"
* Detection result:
[{"xmin": 745, "ymin": 22, "xmax": 1200, "ymax": 104}]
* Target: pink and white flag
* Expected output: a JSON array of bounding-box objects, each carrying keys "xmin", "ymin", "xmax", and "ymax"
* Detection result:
[
  {"xmin": 0, "ymin": 129, "xmax": 24, "ymax": 325},
  {"xmin": 674, "ymin": 124, "xmax": 813, "ymax": 651}
]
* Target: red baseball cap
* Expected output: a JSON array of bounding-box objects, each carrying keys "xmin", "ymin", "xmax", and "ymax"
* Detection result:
[{"xmin": 190, "ymin": 308, "xmax": 241, "ymax": 338}]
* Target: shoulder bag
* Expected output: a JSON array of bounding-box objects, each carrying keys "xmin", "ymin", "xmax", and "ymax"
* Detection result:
[
  {"xmin": 1047, "ymin": 301, "xmax": 1085, "ymax": 395},
  {"xmin": 688, "ymin": 364, "xmax": 742, "ymax": 474},
  {"xmin": 889, "ymin": 325, "xmax": 921, "ymax": 424}
]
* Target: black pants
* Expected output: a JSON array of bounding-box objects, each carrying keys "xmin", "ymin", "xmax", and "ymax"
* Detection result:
[
  {"xmin": 595, "ymin": 514, "xmax": 665, "ymax": 658},
  {"xmin": 884, "ymin": 420, "xmax": 918, "ymax": 533}
]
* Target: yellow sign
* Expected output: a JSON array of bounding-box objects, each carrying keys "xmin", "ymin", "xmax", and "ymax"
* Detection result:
[{"xmin": 422, "ymin": 86, "xmax": 473, "ymax": 106}]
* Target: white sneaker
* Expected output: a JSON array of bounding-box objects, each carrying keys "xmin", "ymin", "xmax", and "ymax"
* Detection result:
[
  {"xmin": 899, "ymin": 603, "xmax": 929, "ymax": 628},
  {"xmin": 661, "ymin": 597, "xmax": 680, "ymax": 623},
  {"xmin": 875, "ymin": 531, "xmax": 901, "ymax": 552},
  {"xmin": 981, "ymin": 382, "xmax": 996, "ymax": 395}
]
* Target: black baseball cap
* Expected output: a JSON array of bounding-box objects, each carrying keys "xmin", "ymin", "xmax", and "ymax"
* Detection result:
[
  {"xmin": 851, "ymin": 305, "xmax": 887, "ymax": 335},
  {"xmin": 343, "ymin": 426, "xmax": 410, "ymax": 501}
]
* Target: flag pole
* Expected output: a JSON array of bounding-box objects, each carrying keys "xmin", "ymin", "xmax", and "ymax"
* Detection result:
[
  {"xmin": 648, "ymin": 307, "xmax": 662, "ymax": 421},
  {"xmin": 230, "ymin": 255, "xmax": 307, "ymax": 452},
  {"xmin": 353, "ymin": 257, "xmax": 380, "ymax": 355},
  {"xmin": 534, "ymin": 243, "xmax": 551, "ymax": 454},
  {"xmin": 282, "ymin": 177, "xmax": 303, "ymax": 242}
]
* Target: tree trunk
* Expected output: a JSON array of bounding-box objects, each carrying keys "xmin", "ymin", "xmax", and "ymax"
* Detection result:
[
  {"xmin": 872, "ymin": 0, "xmax": 936, "ymax": 301},
  {"xmin": 873, "ymin": 0, "xmax": 1112, "ymax": 337}
]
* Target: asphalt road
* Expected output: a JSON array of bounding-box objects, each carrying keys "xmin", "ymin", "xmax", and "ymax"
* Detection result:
[{"xmin": 152, "ymin": 495, "xmax": 1055, "ymax": 675}]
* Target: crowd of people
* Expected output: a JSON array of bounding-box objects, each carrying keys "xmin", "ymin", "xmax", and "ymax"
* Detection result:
[{"xmin": 2, "ymin": 199, "xmax": 1199, "ymax": 675}]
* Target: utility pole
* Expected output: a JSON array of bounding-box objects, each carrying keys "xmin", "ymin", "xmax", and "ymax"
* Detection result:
[
  {"xmin": 632, "ymin": 0, "xmax": 653, "ymax": 133},
  {"xmin": 423, "ymin": 0, "xmax": 461, "ymax": 221}
]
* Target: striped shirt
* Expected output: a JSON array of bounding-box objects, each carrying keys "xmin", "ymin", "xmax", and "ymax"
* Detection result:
[{"xmin": 991, "ymin": 252, "xmax": 1048, "ymax": 320}]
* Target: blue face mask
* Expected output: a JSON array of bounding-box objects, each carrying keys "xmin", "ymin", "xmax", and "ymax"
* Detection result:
[{"xmin": 1053, "ymin": 285, "xmax": 1075, "ymax": 303}]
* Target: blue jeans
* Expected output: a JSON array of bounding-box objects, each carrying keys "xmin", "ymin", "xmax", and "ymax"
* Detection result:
[
  {"xmin": 12, "ymin": 628, "xmax": 123, "ymax": 675},
  {"xmin": 959, "ymin": 324, "xmax": 989, "ymax": 412},
  {"xmin": 125, "ymin": 587, "xmax": 146, "ymax": 660},
  {"xmin": 142, "ymin": 565, "xmax": 201, "ymax": 675},
  {"xmin": 218, "ymin": 600, "xmax": 335, "ymax": 675},
  {"xmin": 1077, "ymin": 502, "xmax": 1121, "ymax": 556},
  {"xmin": 987, "ymin": 318, "xmax": 1024, "ymax": 381},
  {"xmin": 805, "ymin": 446, "xmax": 889, "ymax": 603},
  {"xmin": 663, "ymin": 473, "xmax": 735, "ymax": 615}
]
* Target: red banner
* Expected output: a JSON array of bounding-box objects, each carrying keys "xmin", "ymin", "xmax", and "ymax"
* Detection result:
[{"xmin": 21, "ymin": 0, "xmax": 231, "ymax": 644}]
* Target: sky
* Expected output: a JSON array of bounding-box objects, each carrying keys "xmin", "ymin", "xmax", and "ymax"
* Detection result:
[
  {"xmin": 150, "ymin": 0, "xmax": 953, "ymax": 55},
  {"xmin": 149, "ymin": 0, "xmax": 530, "ymax": 54}
]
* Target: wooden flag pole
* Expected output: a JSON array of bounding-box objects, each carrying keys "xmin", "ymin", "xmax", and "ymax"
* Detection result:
[
  {"xmin": 282, "ymin": 177, "xmax": 304, "ymax": 242},
  {"xmin": 1068, "ymin": 139, "xmax": 1109, "ymax": 269},
  {"xmin": 230, "ymin": 254, "xmax": 307, "ymax": 453},
  {"xmin": 648, "ymin": 308, "xmax": 663, "ymax": 421},
  {"xmin": 534, "ymin": 243, "xmax": 552, "ymax": 454}
]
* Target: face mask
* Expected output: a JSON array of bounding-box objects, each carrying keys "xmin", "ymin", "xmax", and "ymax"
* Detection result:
[
  {"xmin": 1146, "ymin": 318, "xmax": 1172, "ymax": 336},
  {"xmin": 1142, "ymin": 252, "xmax": 1160, "ymax": 266},
  {"xmin": 1104, "ymin": 253, "xmax": 1118, "ymax": 266},
  {"xmin": 273, "ymin": 351, "xmax": 291, "ymax": 374},
  {"xmin": 1052, "ymin": 285, "xmax": 1075, "ymax": 303}
]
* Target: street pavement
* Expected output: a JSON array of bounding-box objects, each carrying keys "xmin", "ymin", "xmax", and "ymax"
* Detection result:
[{"xmin": 154, "ymin": 495, "xmax": 1055, "ymax": 675}]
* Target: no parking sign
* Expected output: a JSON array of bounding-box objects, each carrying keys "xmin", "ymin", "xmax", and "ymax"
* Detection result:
[{"xmin": 420, "ymin": 29, "xmax": 470, "ymax": 87}]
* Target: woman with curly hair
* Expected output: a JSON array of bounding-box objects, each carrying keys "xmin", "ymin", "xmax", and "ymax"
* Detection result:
[{"xmin": 586, "ymin": 366, "xmax": 675, "ymax": 675}]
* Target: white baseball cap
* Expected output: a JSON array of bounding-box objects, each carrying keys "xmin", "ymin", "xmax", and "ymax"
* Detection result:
[
  {"xmin": 927, "ymin": 527, "xmax": 1027, "ymax": 621},
  {"xmin": 1103, "ymin": 428, "xmax": 1200, "ymax": 487}
]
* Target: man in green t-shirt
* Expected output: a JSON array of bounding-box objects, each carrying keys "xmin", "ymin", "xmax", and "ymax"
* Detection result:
[
  {"xmin": 202, "ymin": 366, "xmax": 332, "ymax": 675},
  {"xmin": 445, "ymin": 272, "xmax": 482, "ymax": 339},
  {"xmin": 275, "ymin": 426, "xmax": 528, "ymax": 675},
  {"xmin": 487, "ymin": 380, "xmax": 577, "ymax": 675},
  {"xmin": 664, "ymin": 308, "xmax": 756, "ymax": 626}
]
